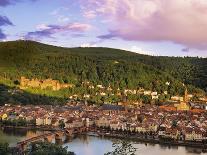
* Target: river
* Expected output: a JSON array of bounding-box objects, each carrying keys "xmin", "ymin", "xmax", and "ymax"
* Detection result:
[{"xmin": 0, "ymin": 128, "xmax": 206, "ymax": 155}]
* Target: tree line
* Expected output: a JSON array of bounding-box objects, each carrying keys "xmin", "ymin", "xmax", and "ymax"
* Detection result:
[{"xmin": 0, "ymin": 40, "xmax": 205, "ymax": 105}]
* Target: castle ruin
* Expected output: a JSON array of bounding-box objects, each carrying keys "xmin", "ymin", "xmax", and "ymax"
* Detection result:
[{"xmin": 20, "ymin": 77, "xmax": 74, "ymax": 91}]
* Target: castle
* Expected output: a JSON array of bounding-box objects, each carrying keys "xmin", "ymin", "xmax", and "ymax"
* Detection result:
[{"xmin": 20, "ymin": 77, "xmax": 74, "ymax": 91}]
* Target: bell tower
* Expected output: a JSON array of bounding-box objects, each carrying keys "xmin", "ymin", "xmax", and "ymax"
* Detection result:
[{"xmin": 184, "ymin": 87, "xmax": 188, "ymax": 102}]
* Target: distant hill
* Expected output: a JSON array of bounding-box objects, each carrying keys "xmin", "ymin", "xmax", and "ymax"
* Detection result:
[{"xmin": 0, "ymin": 40, "xmax": 206, "ymax": 96}]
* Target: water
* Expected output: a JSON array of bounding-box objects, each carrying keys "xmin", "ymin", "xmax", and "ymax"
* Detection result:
[
  {"xmin": 0, "ymin": 128, "xmax": 206, "ymax": 155},
  {"xmin": 64, "ymin": 135, "xmax": 207, "ymax": 155},
  {"xmin": 63, "ymin": 135, "xmax": 113, "ymax": 155},
  {"xmin": 0, "ymin": 127, "xmax": 44, "ymax": 147}
]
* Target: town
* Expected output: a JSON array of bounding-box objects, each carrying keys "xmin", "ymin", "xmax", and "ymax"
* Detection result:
[
  {"xmin": 1, "ymin": 0, "xmax": 207, "ymax": 154},
  {"xmin": 12, "ymin": 76, "xmax": 206, "ymax": 106},
  {"xmin": 0, "ymin": 93, "xmax": 207, "ymax": 148},
  {"xmin": 1, "ymin": 77, "xmax": 207, "ymax": 150}
]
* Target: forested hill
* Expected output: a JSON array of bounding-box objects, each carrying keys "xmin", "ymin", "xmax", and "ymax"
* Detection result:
[{"xmin": 0, "ymin": 40, "xmax": 206, "ymax": 94}]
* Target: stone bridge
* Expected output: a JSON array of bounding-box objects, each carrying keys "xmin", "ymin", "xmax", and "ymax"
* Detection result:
[
  {"xmin": 16, "ymin": 128, "xmax": 79, "ymax": 153},
  {"xmin": 15, "ymin": 126, "xmax": 89, "ymax": 154}
]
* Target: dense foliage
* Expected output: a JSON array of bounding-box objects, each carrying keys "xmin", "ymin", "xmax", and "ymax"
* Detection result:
[
  {"xmin": 0, "ymin": 41, "xmax": 175, "ymax": 89},
  {"xmin": 0, "ymin": 40, "xmax": 206, "ymax": 105},
  {"xmin": 105, "ymin": 140, "xmax": 137, "ymax": 155},
  {"xmin": 0, "ymin": 84, "xmax": 67, "ymax": 105},
  {"xmin": 1, "ymin": 118, "xmax": 28, "ymax": 127},
  {"xmin": 0, "ymin": 143, "xmax": 10, "ymax": 155},
  {"xmin": 0, "ymin": 142, "xmax": 75, "ymax": 155},
  {"xmin": 27, "ymin": 142, "xmax": 75, "ymax": 155}
]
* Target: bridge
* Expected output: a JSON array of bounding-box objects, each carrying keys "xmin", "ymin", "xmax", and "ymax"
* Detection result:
[{"xmin": 16, "ymin": 127, "xmax": 87, "ymax": 153}]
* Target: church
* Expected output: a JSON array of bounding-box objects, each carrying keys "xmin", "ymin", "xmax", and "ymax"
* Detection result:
[{"xmin": 175, "ymin": 87, "xmax": 190, "ymax": 111}]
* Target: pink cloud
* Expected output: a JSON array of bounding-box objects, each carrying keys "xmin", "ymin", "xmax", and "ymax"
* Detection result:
[
  {"xmin": 83, "ymin": 10, "xmax": 97, "ymax": 19},
  {"xmin": 25, "ymin": 22, "xmax": 91, "ymax": 40},
  {"xmin": 81, "ymin": 0, "xmax": 207, "ymax": 50}
]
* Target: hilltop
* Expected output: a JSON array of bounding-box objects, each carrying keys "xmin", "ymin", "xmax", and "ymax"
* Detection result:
[{"xmin": 0, "ymin": 40, "xmax": 206, "ymax": 105}]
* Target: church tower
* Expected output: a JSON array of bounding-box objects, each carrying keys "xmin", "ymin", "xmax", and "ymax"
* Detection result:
[
  {"xmin": 184, "ymin": 87, "xmax": 188, "ymax": 103},
  {"xmin": 176, "ymin": 85, "xmax": 190, "ymax": 111}
]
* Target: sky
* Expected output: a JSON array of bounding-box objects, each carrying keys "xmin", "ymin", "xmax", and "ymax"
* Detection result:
[{"xmin": 0, "ymin": 0, "xmax": 207, "ymax": 57}]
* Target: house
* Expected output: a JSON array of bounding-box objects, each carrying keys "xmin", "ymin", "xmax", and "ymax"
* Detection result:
[
  {"xmin": 36, "ymin": 118, "xmax": 44, "ymax": 126},
  {"xmin": 97, "ymin": 85, "xmax": 104, "ymax": 89},
  {"xmin": 135, "ymin": 124, "xmax": 147, "ymax": 133},
  {"xmin": 89, "ymin": 85, "xmax": 94, "ymax": 89},
  {"xmin": 129, "ymin": 124, "xmax": 136, "ymax": 132},
  {"xmin": 187, "ymin": 94, "xmax": 193, "ymax": 99},
  {"xmin": 149, "ymin": 124, "xmax": 158, "ymax": 132},
  {"xmin": 44, "ymin": 117, "xmax": 52, "ymax": 125},
  {"xmin": 171, "ymin": 96, "xmax": 183, "ymax": 101},
  {"xmin": 51, "ymin": 118, "xmax": 59, "ymax": 127},
  {"xmin": 26, "ymin": 116, "xmax": 34, "ymax": 122},
  {"xmin": 107, "ymin": 86, "xmax": 113, "ymax": 91},
  {"xmin": 124, "ymin": 89, "xmax": 136, "ymax": 95},
  {"xmin": 110, "ymin": 120, "xmax": 120, "ymax": 130},
  {"xmin": 83, "ymin": 94, "xmax": 90, "ymax": 98},
  {"xmin": 152, "ymin": 95, "xmax": 159, "ymax": 100},
  {"xmin": 65, "ymin": 119, "xmax": 74, "ymax": 128},
  {"xmin": 100, "ymin": 92, "xmax": 106, "ymax": 96},
  {"xmin": 86, "ymin": 118, "xmax": 94, "ymax": 127},
  {"xmin": 151, "ymin": 92, "xmax": 158, "ymax": 96},
  {"xmin": 95, "ymin": 117, "xmax": 110, "ymax": 128},
  {"xmin": 144, "ymin": 91, "xmax": 151, "ymax": 95},
  {"xmin": 166, "ymin": 82, "xmax": 170, "ymax": 85},
  {"xmin": 164, "ymin": 128, "xmax": 179, "ymax": 140},
  {"xmin": 72, "ymin": 119, "xmax": 84, "ymax": 128},
  {"xmin": 185, "ymin": 128, "xmax": 203, "ymax": 141}
]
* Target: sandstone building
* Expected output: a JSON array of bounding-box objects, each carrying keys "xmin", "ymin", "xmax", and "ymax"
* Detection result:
[{"xmin": 20, "ymin": 76, "xmax": 74, "ymax": 91}]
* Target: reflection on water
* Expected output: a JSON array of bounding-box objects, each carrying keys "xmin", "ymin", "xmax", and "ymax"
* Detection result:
[
  {"xmin": 63, "ymin": 135, "xmax": 113, "ymax": 155},
  {"xmin": 0, "ymin": 129, "xmax": 206, "ymax": 155},
  {"xmin": 0, "ymin": 128, "xmax": 43, "ymax": 147},
  {"xmin": 64, "ymin": 135, "xmax": 207, "ymax": 155}
]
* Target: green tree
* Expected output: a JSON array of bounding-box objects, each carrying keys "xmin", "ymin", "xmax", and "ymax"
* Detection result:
[
  {"xmin": 59, "ymin": 120, "xmax": 65, "ymax": 129},
  {"xmin": 105, "ymin": 141, "xmax": 137, "ymax": 155},
  {"xmin": 0, "ymin": 143, "xmax": 10, "ymax": 155},
  {"xmin": 172, "ymin": 120, "xmax": 177, "ymax": 128},
  {"xmin": 28, "ymin": 142, "xmax": 75, "ymax": 155}
]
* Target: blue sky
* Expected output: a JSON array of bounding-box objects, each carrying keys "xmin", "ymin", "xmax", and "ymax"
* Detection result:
[{"xmin": 0, "ymin": 0, "xmax": 207, "ymax": 57}]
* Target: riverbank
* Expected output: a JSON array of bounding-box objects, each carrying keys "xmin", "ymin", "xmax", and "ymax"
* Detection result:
[
  {"xmin": 0, "ymin": 125, "xmax": 59, "ymax": 131},
  {"xmin": 1, "ymin": 127, "xmax": 207, "ymax": 155},
  {"xmin": 1, "ymin": 125, "xmax": 207, "ymax": 151},
  {"xmin": 104, "ymin": 134, "xmax": 207, "ymax": 148},
  {"xmin": 66, "ymin": 135, "xmax": 207, "ymax": 155},
  {"xmin": 82, "ymin": 131, "xmax": 207, "ymax": 150}
]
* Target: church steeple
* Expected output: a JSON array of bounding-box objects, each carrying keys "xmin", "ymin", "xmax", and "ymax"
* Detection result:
[
  {"xmin": 184, "ymin": 86, "xmax": 188, "ymax": 102},
  {"xmin": 176, "ymin": 84, "xmax": 190, "ymax": 111}
]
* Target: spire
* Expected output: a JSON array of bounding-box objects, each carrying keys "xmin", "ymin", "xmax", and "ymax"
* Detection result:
[{"xmin": 184, "ymin": 86, "xmax": 188, "ymax": 102}]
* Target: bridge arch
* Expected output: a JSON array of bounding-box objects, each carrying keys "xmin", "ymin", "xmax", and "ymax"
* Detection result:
[{"xmin": 55, "ymin": 131, "xmax": 64, "ymax": 140}]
